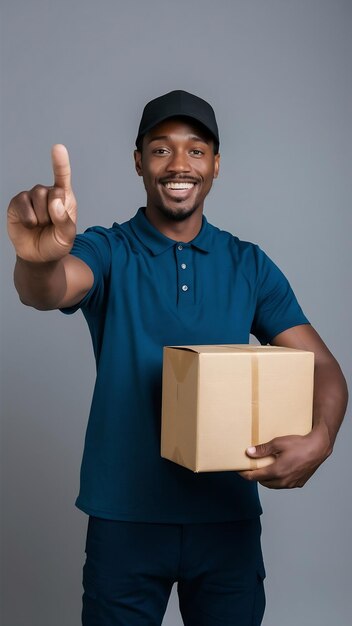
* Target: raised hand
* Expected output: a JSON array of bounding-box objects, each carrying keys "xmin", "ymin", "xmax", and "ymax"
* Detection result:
[{"xmin": 7, "ymin": 144, "xmax": 77, "ymax": 262}]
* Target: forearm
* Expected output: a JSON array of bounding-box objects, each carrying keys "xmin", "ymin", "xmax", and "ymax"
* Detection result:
[
  {"xmin": 312, "ymin": 358, "xmax": 349, "ymax": 452},
  {"xmin": 240, "ymin": 359, "xmax": 348, "ymax": 489},
  {"xmin": 271, "ymin": 324, "xmax": 349, "ymax": 451},
  {"xmin": 14, "ymin": 255, "xmax": 68, "ymax": 310},
  {"xmin": 240, "ymin": 324, "xmax": 349, "ymax": 488}
]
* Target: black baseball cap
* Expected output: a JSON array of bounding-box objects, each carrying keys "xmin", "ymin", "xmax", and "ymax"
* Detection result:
[{"xmin": 136, "ymin": 90, "xmax": 219, "ymax": 152}]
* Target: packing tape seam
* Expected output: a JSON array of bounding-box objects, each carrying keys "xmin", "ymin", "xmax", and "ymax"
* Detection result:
[{"xmin": 251, "ymin": 355, "xmax": 259, "ymax": 470}]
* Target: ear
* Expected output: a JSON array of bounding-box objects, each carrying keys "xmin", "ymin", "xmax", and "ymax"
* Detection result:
[
  {"xmin": 134, "ymin": 150, "xmax": 143, "ymax": 177},
  {"xmin": 213, "ymin": 153, "xmax": 220, "ymax": 179}
]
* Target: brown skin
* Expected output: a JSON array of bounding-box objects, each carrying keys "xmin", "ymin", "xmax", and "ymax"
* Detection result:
[
  {"xmin": 7, "ymin": 124, "xmax": 348, "ymax": 488},
  {"xmin": 134, "ymin": 118, "xmax": 220, "ymax": 242},
  {"xmin": 240, "ymin": 324, "xmax": 348, "ymax": 488},
  {"xmin": 8, "ymin": 144, "xmax": 93, "ymax": 310}
]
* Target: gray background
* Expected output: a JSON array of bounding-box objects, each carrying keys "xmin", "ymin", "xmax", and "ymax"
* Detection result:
[{"xmin": 1, "ymin": 0, "xmax": 351, "ymax": 624}]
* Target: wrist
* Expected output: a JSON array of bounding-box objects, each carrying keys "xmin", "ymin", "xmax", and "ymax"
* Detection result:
[{"xmin": 308, "ymin": 422, "xmax": 333, "ymax": 460}]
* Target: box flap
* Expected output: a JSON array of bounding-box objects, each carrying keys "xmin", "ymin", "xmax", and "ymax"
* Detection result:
[
  {"xmin": 166, "ymin": 344, "xmax": 313, "ymax": 355},
  {"xmin": 163, "ymin": 347, "xmax": 197, "ymax": 383}
]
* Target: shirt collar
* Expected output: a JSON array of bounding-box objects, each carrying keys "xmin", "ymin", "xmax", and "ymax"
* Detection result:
[{"xmin": 129, "ymin": 207, "xmax": 211, "ymax": 256}]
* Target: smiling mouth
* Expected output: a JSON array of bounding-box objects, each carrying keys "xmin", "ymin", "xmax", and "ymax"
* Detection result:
[{"xmin": 162, "ymin": 182, "xmax": 196, "ymax": 190}]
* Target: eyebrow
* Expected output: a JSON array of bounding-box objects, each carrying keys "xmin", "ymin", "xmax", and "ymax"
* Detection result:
[{"xmin": 147, "ymin": 134, "xmax": 210, "ymax": 145}]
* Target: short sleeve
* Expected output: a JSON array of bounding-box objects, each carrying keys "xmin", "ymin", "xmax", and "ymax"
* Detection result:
[
  {"xmin": 60, "ymin": 227, "xmax": 112, "ymax": 315},
  {"xmin": 251, "ymin": 247, "xmax": 310, "ymax": 344}
]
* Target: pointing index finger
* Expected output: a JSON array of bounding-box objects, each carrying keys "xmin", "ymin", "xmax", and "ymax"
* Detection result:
[{"xmin": 51, "ymin": 144, "xmax": 72, "ymax": 191}]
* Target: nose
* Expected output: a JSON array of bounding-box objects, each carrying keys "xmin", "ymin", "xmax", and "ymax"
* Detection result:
[{"xmin": 165, "ymin": 149, "xmax": 191, "ymax": 173}]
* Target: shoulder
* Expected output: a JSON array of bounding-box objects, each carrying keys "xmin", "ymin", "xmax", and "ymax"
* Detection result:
[
  {"xmin": 74, "ymin": 222, "xmax": 132, "ymax": 254},
  {"xmin": 78, "ymin": 224, "xmax": 123, "ymax": 243},
  {"xmin": 206, "ymin": 219, "xmax": 265, "ymax": 263}
]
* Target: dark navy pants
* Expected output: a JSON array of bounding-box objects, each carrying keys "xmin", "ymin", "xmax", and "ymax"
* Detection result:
[{"xmin": 82, "ymin": 516, "xmax": 266, "ymax": 626}]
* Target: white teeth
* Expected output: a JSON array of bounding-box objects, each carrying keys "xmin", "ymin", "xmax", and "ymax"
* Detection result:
[{"xmin": 164, "ymin": 182, "xmax": 194, "ymax": 190}]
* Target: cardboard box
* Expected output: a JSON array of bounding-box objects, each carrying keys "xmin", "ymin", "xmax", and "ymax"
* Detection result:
[{"xmin": 161, "ymin": 344, "xmax": 314, "ymax": 471}]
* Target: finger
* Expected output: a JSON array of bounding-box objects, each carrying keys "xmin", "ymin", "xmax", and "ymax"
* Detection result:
[
  {"xmin": 8, "ymin": 191, "xmax": 38, "ymax": 229},
  {"xmin": 29, "ymin": 185, "xmax": 52, "ymax": 226},
  {"xmin": 238, "ymin": 470, "xmax": 257, "ymax": 481},
  {"xmin": 258, "ymin": 479, "xmax": 288, "ymax": 490},
  {"xmin": 258, "ymin": 474, "xmax": 308, "ymax": 489},
  {"xmin": 246, "ymin": 437, "xmax": 284, "ymax": 459},
  {"xmin": 239, "ymin": 469, "xmax": 269, "ymax": 482},
  {"xmin": 51, "ymin": 144, "xmax": 72, "ymax": 192},
  {"xmin": 238, "ymin": 463, "xmax": 277, "ymax": 483}
]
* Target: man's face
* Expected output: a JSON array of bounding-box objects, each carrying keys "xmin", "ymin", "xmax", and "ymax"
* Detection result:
[{"xmin": 134, "ymin": 117, "xmax": 220, "ymax": 222}]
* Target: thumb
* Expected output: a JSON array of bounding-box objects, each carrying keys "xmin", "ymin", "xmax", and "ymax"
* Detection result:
[
  {"xmin": 246, "ymin": 439, "xmax": 280, "ymax": 458},
  {"xmin": 51, "ymin": 143, "xmax": 72, "ymax": 192},
  {"xmin": 47, "ymin": 188, "xmax": 76, "ymax": 245},
  {"xmin": 48, "ymin": 187, "xmax": 68, "ymax": 222}
]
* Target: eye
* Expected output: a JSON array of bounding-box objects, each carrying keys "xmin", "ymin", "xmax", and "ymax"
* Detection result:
[
  {"xmin": 153, "ymin": 148, "xmax": 170, "ymax": 155},
  {"xmin": 190, "ymin": 149, "xmax": 204, "ymax": 156}
]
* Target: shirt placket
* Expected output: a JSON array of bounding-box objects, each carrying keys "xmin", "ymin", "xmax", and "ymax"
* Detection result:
[{"xmin": 175, "ymin": 243, "xmax": 194, "ymax": 307}]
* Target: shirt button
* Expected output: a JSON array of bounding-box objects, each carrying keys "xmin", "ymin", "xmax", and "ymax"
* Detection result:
[
  {"xmin": 177, "ymin": 245, "xmax": 183, "ymax": 251},
  {"xmin": 181, "ymin": 285, "xmax": 189, "ymax": 292},
  {"xmin": 181, "ymin": 263, "xmax": 187, "ymax": 269}
]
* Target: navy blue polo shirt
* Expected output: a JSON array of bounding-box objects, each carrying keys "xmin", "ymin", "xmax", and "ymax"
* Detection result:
[{"xmin": 61, "ymin": 207, "xmax": 309, "ymax": 523}]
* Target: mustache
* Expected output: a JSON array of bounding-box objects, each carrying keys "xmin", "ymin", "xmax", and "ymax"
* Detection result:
[{"xmin": 159, "ymin": 175, "xmax": 200, "ymax": 184}]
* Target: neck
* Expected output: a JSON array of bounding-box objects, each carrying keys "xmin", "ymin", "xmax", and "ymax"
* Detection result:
[{"xmin": 144, "ymin": 205, "xmax": 204, "ymax": 242}]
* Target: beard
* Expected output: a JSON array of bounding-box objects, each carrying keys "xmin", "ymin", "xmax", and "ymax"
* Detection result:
[{"xmin": 154, "ymin": 199, "xmax": 200, "ymax": 222}]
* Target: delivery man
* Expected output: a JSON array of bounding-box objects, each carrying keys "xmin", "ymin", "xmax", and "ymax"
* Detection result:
[{"xmin": 7, "ymin": 90, "xmax": 348, "ymax": 625}]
